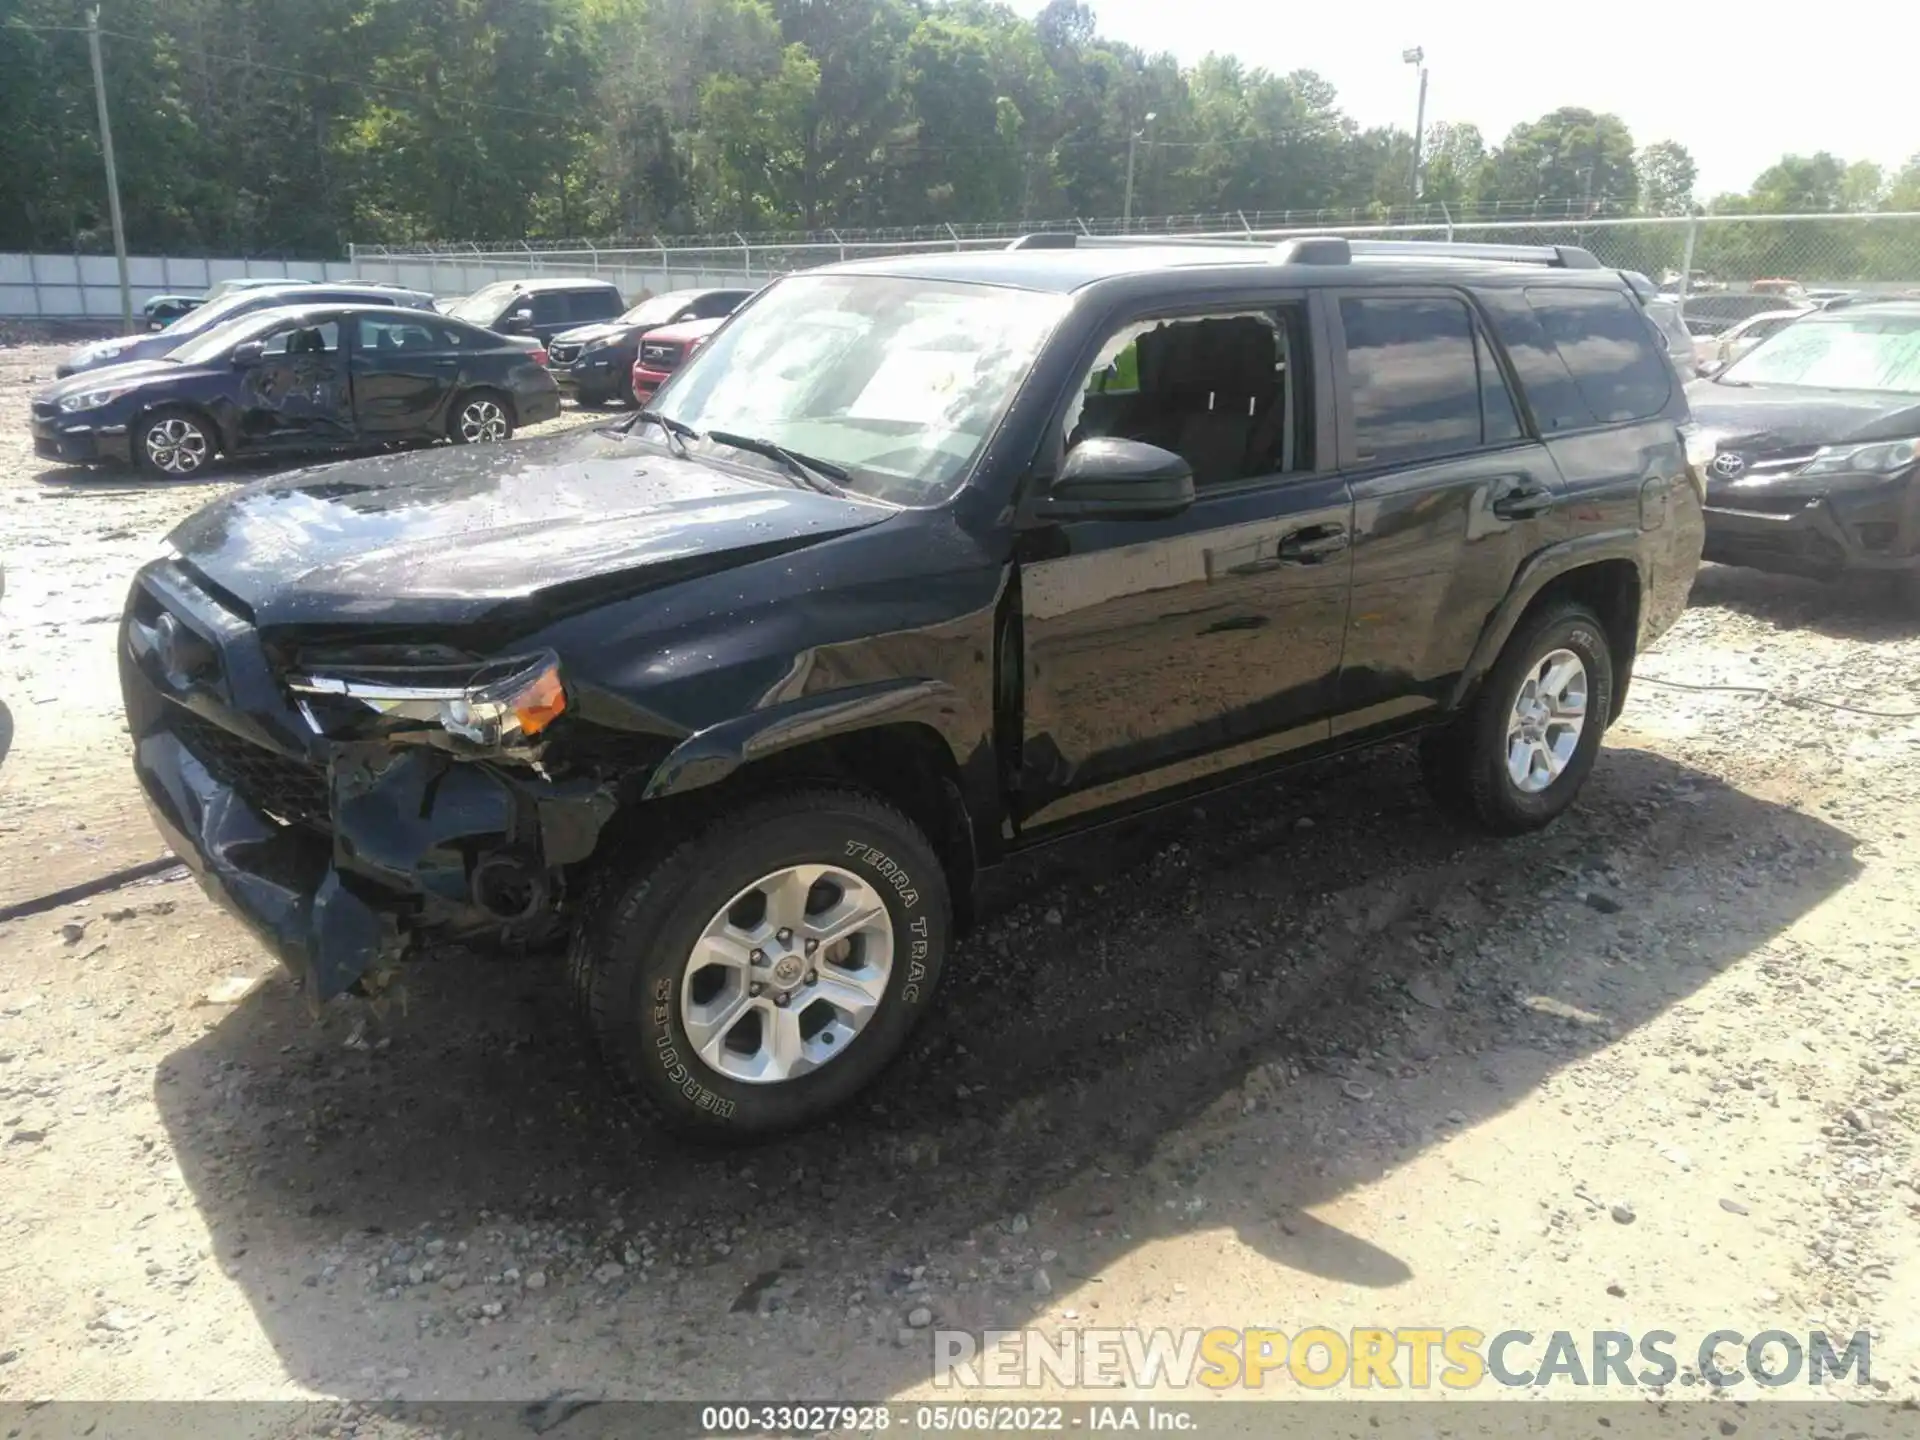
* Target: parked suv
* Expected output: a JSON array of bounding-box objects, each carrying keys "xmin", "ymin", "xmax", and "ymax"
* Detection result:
[
  {"xmin": 57, "ymin": 283, "xmax": 434, "ymax": 377},
  {"xmin": 549, "ymin": 287, "xmax": 755, "ymax": 405},
  {"xmin": 119, "ymin": 236, "xmax": 1705, "ymax": 1139},
  {"xmin": 443, "ymin": 277, "xmax": 626, "ymax": 347}
]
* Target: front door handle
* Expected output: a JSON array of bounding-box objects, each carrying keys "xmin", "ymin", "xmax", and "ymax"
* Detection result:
[
  {"xmin": 1276, "ymin": 524, "xmax": 1350, "ymax": 563},
  {"xmin": 1491, "ymin": 483, "xmax": 1556, "ymax": 520}
]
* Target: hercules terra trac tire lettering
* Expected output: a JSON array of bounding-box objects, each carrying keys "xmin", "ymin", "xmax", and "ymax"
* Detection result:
[{"xmin": 567, "ymin": 787, "xmax": 951, "ymax": 1139}]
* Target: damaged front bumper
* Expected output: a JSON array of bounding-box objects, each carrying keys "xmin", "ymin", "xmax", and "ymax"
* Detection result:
[
  {"xmin": 121, "ymin": 563, "xmax": 616, "ymax": 1002},
  {"xmin": 1703, "ymin": 467, "xmax": 1920, "ymax": 581}
]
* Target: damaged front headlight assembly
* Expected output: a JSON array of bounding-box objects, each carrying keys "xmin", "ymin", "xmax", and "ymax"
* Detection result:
[{"xmin": 288, "ymin": 651, "xmax": 568, "ymax": 755}]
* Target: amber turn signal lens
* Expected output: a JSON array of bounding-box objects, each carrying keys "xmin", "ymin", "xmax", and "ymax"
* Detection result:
[{"xmin": 511, "ymin": 667, "xmax": 567, "ymax": 735}]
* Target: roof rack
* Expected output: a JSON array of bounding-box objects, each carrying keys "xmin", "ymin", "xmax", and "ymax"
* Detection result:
[{"xmin": 1004, "ymin": 232, "xmax": 1603, "ymax": 269}]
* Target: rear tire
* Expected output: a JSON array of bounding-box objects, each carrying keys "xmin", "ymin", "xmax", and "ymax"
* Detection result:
[
  {"xmin": 1421, "ymin": 601, "xmax": 1615, "ymax": 835},
  {"xmin": 133, "ymin": 407, "xmax": 216, "ymax": 478},
  {"xmin": 568, "ymin": 787, "xmax": 952, "ymax": 1140},
  {"xmin": 449, "ymin": 391, "xmax": 514, "ymax": 444}
]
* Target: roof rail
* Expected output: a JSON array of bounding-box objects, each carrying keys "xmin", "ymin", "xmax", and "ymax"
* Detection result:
[
  {"xmin": 1343, "ymin": 239, "xmax": 1602, "ymax": 269},
  {"xmin": 1003, "ymin": 232, "xmax": 1604, "ymax": 269},
  {"xmin": 1005, "ymin": 232, "xmax": 1271, "ymax": 251}
]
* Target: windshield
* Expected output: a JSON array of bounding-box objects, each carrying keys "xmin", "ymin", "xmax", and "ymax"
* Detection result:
[
  {"xmin": 620, "ymin": 292, "xmax": 700, "ymax": 326},
  {"xmin": 445, "ymin": 282, "xmax": 522, "ymax": 326},
  {"xmin": 1721, "ymin": 311, "xmax": 1920, "ymax": 393},
  {"xmin": 646, "ymin": 274, "xmax": 1067, "ymax": 506},
  {"xmin": 168, "ymin": 309, "xmax": 304, "ymax": 366},
  {"xmin": 162, "ymin": 288, "xmax": 304, "ymax": 339}
]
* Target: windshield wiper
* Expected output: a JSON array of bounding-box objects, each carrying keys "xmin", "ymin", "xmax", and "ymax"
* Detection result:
[
  {"xmin": 627, "ymin": 408, "xmax": 701, "ymax": 457},
  {"xmin": 705, "ymin": 430, "xmax": 849, "ymax": 495}
]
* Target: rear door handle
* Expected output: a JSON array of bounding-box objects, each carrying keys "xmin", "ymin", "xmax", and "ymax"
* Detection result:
[
  {"xmin": 1491, "ymin": 483, "xmax": 1556, "ymax": 520},
  {"xmin": 1276, "ymin": 524, "xmax": 1351, "ymax": 563}
]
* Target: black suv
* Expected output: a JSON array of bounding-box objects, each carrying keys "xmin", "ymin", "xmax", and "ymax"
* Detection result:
[
  {"xmin": 547, "ymin": 287, "xmax": 756, "ymax": 405},
  {"xmin": 442, "ymin": 277, "xmax": 626, "ymax": 347},
  {"xmin": 119, "ymin": 236, "xmax": 1705, "ymax": 1139}
]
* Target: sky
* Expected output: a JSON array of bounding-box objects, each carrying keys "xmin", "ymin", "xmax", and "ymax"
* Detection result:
[{"xmin": 1008, "ymin": 0, "xmax": 1916, "ymax": 199}]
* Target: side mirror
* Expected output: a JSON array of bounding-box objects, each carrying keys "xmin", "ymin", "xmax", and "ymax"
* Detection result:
[
  {"xmin": 1035, "ymin": 438, "xmax": 1195, "ymax": 521},
  {"xmin": 501, "ymin": 309, "xmax": 534, "ymax": 333},
  {"xmin": 231, "ymin": 340, "xmax": 266, "ymax": 367},
  {"xmin": 1697, "ymin": 359, "xmax": 1724, "ymax": 379}
]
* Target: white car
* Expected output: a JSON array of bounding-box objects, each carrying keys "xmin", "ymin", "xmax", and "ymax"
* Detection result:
[{"xmin": 1695, "ymin": 308, "xmax": 1808, "ymax": 373}]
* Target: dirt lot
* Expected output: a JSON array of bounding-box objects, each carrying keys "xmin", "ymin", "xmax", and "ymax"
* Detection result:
[{"xmin": 2, "ymin": 338, "xmax": 1918, "ymax": 1419}]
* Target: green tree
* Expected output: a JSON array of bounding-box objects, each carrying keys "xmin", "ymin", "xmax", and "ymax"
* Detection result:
[
  {"xmin": 1482, "ymin": 108, "xmax": 1637, "ymax": 214},
  {"xmin": 1635, "ymin": 140, "xmax": 1697, "ymax": 216}
]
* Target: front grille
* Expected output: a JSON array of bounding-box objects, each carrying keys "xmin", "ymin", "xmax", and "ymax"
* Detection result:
[
  {"xmin": 170, "ymin": 709, "xmax": 330, "ymax": 829},
  {"xmin": 548, "ymin": 343, "xmax": 582, "ymax": 365},
  {"xmin": 639, "ymin": 341, "xmax": 683, "ymax": 372}
]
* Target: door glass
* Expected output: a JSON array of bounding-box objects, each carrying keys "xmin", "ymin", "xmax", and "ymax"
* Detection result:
[
  {"xmin": 355, "ymin": 315, "xmax": 442, "ymax": 353},
  {"xmin": 1476, "ymin": 328, "xmax": 1524, "ymax": 444},
  {"xmin": 1065, "ymin": 310, "xmax": 1299, "ymax": 488},
  {"xmin": 568, "ymin": 289, "xmax": 621, "ymax": 322},
  {"xmin": 261, "ymin": 321, "xmax": 341, "ymax": 357},
  {"xmin": 529, "ymin": 292, "xmax": 569, "ymax": 327},
  {"xmin": 1338, "ymin": 296, "xmax": 1483, "ymax": 465}
]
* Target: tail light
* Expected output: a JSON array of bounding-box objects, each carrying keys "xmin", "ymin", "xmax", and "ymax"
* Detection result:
[{"xmin": 526, "ymin": 347, "xmax": 549, "ymax": 367}]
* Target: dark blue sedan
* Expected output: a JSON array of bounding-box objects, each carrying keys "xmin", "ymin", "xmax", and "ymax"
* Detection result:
[{"xmin": 32, "ymin": 304, "xmax": 561, "ymax": 477}]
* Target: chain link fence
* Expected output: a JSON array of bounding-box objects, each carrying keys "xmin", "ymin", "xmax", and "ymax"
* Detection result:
[{"xmin": 348, "ymin": 211, "xmax": 1920, "ymax": 314}]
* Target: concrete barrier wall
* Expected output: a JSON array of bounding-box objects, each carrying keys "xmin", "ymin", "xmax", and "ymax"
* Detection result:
[{"xmin": 0, "ymin": 252, "xmax": 762, "ymax": 318}]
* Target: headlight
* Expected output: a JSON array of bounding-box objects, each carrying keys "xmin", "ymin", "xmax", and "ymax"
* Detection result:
[
  {"xmin": 287, "ymin": 651, "xmax": 567, "ymax": 754},
  {"xmin": 1801, "ymin": 436, "xmax": 1920, "ymax": 476},
  {"xmin": 580, "ymin": 336, "xmax": 612, "ymax": 354},
  {"xmin": 58, "ymin": 384, "xmax": 136, "ymax": 413},
  {"xmin": 79, "ymin": 339, "xmax": 132, "ymax": 363}
]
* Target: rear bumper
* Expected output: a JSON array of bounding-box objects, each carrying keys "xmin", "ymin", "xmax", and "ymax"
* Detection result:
[
  {"xmin": 120, "ymin": 563, "xmax": 614, "ymax": 1001},
  {"xmin": 31, "ymin": 414, "xmax": 132, "ymax": 466},
  {"xmin": 1703, "ymin": 476, "xmax": 1920, "ymax": 580}
]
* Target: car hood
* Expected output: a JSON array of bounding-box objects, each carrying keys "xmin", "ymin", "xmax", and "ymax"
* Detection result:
[
  {"xmin": 551, "ymin": 321, "xmax": 637, "ymax": 346},
  {"xmin": 1686, "ymin": 380, "xmax": 1920, "ymax": 449},
  {"xmin": 164, "ymin": 427, "xmax": 894, "ymax": 631},
  {"xmin": 39, "ymin": 357, "xmax": 196, "ymax": 401}
]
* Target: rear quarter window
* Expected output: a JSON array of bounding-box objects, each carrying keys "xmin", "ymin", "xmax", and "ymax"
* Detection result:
[{"xmin": 1523, "ymin": 286, "xmax": 1674, "ymax": 424}]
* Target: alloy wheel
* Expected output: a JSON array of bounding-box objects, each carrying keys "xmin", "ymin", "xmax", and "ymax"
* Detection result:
[
  {"xmin": 679, "ymin": 864, "xmax": 894, "ymax": 1085},
  {"xmin": 1504, "ymin": 647, "xmax": 1588, "ymax": 793}
]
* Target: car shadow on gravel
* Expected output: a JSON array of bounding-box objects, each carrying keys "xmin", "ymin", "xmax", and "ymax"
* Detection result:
[
  {"xmin": 1690, "ymin": 562, "xmax": 1915, "ymax": 641},
  {"xmin": 150, "ymin": 740, "xmax": 1858, "ymax": 1399}
]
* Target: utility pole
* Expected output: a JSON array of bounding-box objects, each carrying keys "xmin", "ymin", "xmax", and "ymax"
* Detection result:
[
  {"xmin": 1402, "ymin": 48, "xmax": 1428, "ymax": 205},
  {"xmin": 86, "ymin": 7, "xmax": 133, "ymax": 334},
  {"xmin": 1122, "ymin": 112, "xmax": 1156, "ymax": 232}
]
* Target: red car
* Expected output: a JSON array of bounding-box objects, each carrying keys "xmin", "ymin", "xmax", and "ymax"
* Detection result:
[{"xmin": 629, "ymin": 315, "xmax": 728, "ymax": 405}]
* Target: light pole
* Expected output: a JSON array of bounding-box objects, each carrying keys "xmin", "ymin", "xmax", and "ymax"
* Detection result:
[
  {"xmin": 1123, "ymin": 111, "xmax": 1156, "ymax": 231},
  {"xmin": 1402, "ymin": 47, "xmax": 1428, "ymax": 206},
  {"xmin": 87, "ymin": 6, "xmax": 133, "ymax": 334}
]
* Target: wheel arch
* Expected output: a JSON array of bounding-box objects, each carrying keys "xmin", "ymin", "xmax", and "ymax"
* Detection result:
[
  {"xmin": 131, "ymin": 398, "xmax": 230, "ymax": 458},
  {"xmin": 633, "ymin": 689, "xmax": 984, "ymax": 932},
  {"xmin": 1451, "ymin": 537, "xmax": 1645, "ymax": 725}
]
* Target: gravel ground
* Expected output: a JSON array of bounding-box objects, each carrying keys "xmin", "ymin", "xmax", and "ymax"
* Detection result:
[{"xmin": 2, "ymin": 339, "xmax": 1918, "ymax": 1417}]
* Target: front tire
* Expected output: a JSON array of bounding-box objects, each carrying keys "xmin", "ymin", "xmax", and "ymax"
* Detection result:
[
  {"xmin": 134, "ymin": 407, "xmax": 216, "ymax": 477},
  {"xmin": 569, "ymin": 787, "xmax": 952, "ymax": 1140},
  {"xmin": 449, "ymin": 391, "xmax": 514, "ymax": 444},
  {"xmin": 1421, "ymin": 601, "xmax": 1615, "ymax": 835}
]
